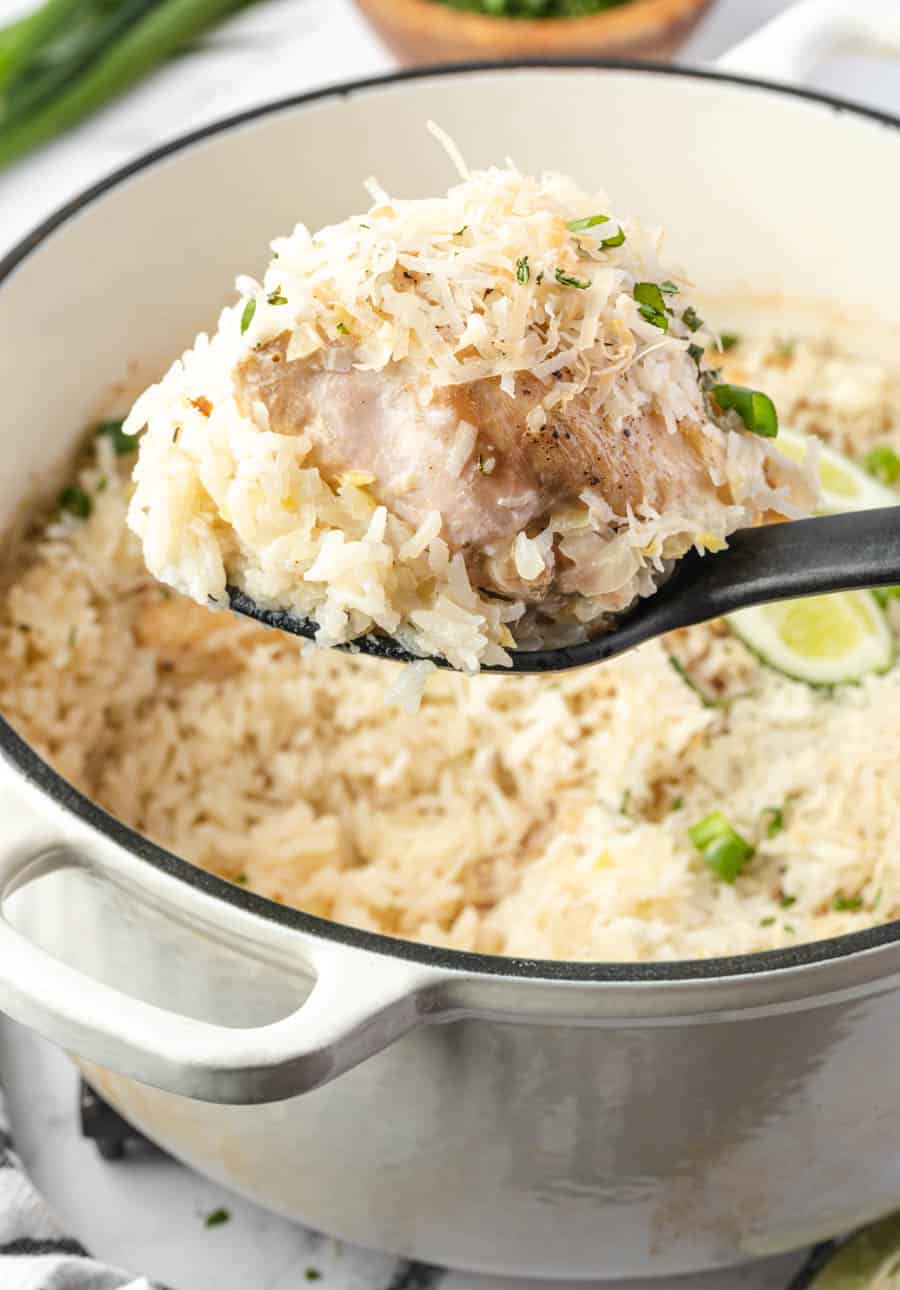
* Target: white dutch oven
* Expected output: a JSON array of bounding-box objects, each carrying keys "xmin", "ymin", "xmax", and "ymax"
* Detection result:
[{"xmin": 2, "ymin": 1, "xmax": 900, "ymax": 1278}]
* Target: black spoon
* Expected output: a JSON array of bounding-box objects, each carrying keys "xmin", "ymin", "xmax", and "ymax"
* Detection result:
[{"xmin": 228, "ymin": 506, "xmax": 900, "ymax": 675}]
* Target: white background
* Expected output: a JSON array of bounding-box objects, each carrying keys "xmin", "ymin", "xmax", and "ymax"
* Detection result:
[{"xmin": 1, "ymin": 1, "xmax": 899, "ymax": 1288}]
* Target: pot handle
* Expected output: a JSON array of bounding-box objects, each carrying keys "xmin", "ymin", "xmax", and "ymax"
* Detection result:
[
  {"xmin": 717, "ymin": 0, "xmax": 900, "ymax": 83},
  {"xmin": 0, "ymin": 786, "xmax": 437, "ymax": 1105}
]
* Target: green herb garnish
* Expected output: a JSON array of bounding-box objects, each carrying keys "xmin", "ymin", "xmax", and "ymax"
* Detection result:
[
  {"xmin": 761, "ymin": 806, "xmax": 784, "ymax": 839},
  {"xmin": 710, "ymin": 383, "xmax": 779, "ymax": 438},
  {"xmin": 240, "ymin": 297, "xmax": 256, "ymax": 334},
  {"xmin": 564, "ymin": 212, "xmax": 624, "ymax": 248},
  {"xmin": 59, "ymin": 484, "xmax": 92, "ymax": 519},
  {"xmin": 833, "ymin": 893, "xmax": 864, "ymax": 912},
  {"xmin": 670, "ymin": 796, "xmax": 684, "ymax": 812},
  {"xmin": 95, "ymin": 419, "xmax": 133, "ymax": 456},
  {"xmin": 720, "ymin": 332, "xmax": 740, "ymax": 351},
  {"xmin": 267, "ymin": 286, "xmax": 287, "ymax": 306},
  {"xmin": 681, "ymin": 305, "xmax": 704, "ymax": 333},
  {"xmin": 759, "ymin": 916, "xmax": 776, "ymax": 928},
  {"xmin": 688, "ymin": 342, "xmax": 705, "ymax": 369},
  {"xmin": 659, "ymin": 280, "xmax": 679, "ymax": 295},
  {"xmin": 688, "ymin": 810, "xmax": 754, "ymax": 883},
  {"xmin": 454, "ymin": 225, "xmax": 468, "ymax": 236},
  {"xmin": 874, "ymin": 586, "xmax": 900, "ymax": 607},
  {"xmin": 305, "ymin": 1271, "xmax": 322, "ymax": 1282},
  {"xmin": 336, "ymin": 322, "xmax": 349, "ymax": 335},
  {"xmin": 865, "ymin": 444, "xmax": 900, "ymax": 486},
  {"xmin": 633, "ymin": 282, "xmax": 668, "ymax": 332},
  {"xmin": 516, "ymin": 255, "xmax": 530, "ymax": 285},
  {"xmin": 780, "ymin": 894, "xmax": 797, "ymax": 909},
  {"xmin": 204, "ymin": 1207, "xmax": 230, "ymax": 1228},
  {"xmin": 555, "ymin": 268, "xmax": 591, "ymax": 290}
]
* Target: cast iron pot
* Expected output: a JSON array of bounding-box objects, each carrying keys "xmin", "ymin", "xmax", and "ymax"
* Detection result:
[{"xmin": 1, "ymin": 1, "xmax": 900, "ymax": 1277}]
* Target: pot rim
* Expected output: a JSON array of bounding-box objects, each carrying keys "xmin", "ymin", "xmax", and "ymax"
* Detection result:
[{"xmin": 3, "ymin": 57, "xmax": 899, "ymax": 986}]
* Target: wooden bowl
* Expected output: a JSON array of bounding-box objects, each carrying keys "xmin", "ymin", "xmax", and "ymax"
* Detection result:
[{"xmin": 354, "ymin": 0, "xmax": 715, "ymax": 65}]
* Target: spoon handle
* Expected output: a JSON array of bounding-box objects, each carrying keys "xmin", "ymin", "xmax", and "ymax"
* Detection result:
[{"xmin": 671, "ymin": 505, "xmax": 900, "ymax": 622}]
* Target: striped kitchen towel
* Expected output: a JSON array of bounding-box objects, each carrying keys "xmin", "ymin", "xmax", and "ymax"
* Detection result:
[{"xmin": 0, "ymin": 1090, "xmax": 166, "ymax": 1290}]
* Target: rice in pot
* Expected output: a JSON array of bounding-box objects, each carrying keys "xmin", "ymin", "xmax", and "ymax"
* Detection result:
[{"xmin": 1, "ymin": 335, "xmax": 899, "ymax": 962}]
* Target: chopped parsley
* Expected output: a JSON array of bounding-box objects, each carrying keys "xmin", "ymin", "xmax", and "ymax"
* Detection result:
[
  {"xmin": 633, "ymin": 282, "xmax": 668, "ymax": 332},
  {"xmin": 833, "ymin": 893, "xmax": 864, "ymax": 912},
  {"xmin": 240, "ymin": 297, "xmax": 256, "ymax": 334},
  {"xmin": 864, "ymin": 444, "xmax": 900, "ymax": 486},
  {"xmin": 95, "ymin": 419, "xmax": 134, "ymax": 456},
  {"xmin": 681, "ymin": 305, "xmax": 704, "ymax": 333},
  {"xmin": 761, "ymin": 806, "xmax": 784, "ymax": 839},
  {"xmin": 710, "ymin": 384, "xmax": 779, "ymax": 438},
  {"xmin": 516, "ymin": 256, "xmax": 530, "ymax": 285},
  {"xmin": 267, "ymin": 286, "xmax": 288, "ymax": 306},
  {"xmin": 59, "ymin": 485, "xmax": 92, "ymax": 519},
  {"xmin": 555, "ymin": 268, "xmax": 590, "ymax": 290},
  {"xmin": 688, "ymin": 811, "xmax": 754, "ymax": 883},
  {"xmin": 204, "ymin": 1207, "xmax": 230, "ymax": 1228}
]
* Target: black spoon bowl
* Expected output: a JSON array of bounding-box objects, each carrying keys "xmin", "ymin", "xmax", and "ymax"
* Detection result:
[{"xmin": 228, "ymin": 506, "xmax": 900, "ymax": 675}]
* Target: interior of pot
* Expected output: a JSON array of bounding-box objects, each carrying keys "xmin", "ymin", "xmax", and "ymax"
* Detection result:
[{"xmin": 2, "ymin": 63, "xmax": 899, "ymax": 977}]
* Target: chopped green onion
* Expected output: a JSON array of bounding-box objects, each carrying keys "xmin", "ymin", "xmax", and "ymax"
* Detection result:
[
  {"xmin": 454, "ymin": 225, "xmax": 468, "ymax": 236},
  {"xmin": 516, "ymin": 255, "xmax": 530, "ymax": 285},
  {"xmin": 555, "ymin": 268, "xmax": 590, "ymax": 290},
  {"xmin": 565, "ymin": 213, "xmax": 609, "ymax": 232},
  {"xmin": 780, "ymin": 894, "xmax": 796, "ymax": 909},
  {"xmin": 670, "ymin": 796, "xmax": 684, "ymax": 812},
  {"xmin": 336, "ymin": 322, "xmax": 349, "ymax": 335},
  {"xmin": 833, "ymin": 893, "xmax": 864, "ymax": 912},
  {"xmin": 659, "ymin": 280, "xmax": 679, "ymax": 295},
  {"xmin": 59, "ymin": 484, "xmax": 91, "ymax": 519},
  {"xmin": 535, "ymin": 271, "xmax": 544, "ymax": 286},
  {"xmin": 633, "ymin": 282, "xmax": 669, "ymax": 332},
  {"xmin": 240, "ymin": 297, "xmax": 256, "ymax": 334},
  {"xmin": 306, "ymin": 1271, "xmax": 322, "ymax": 1282},
  {"xmin": 564, "ymin": 213, "xmax": 624, "ymax": 248},
  {"xmin": 688, "ymin": 343, "xmax": 705, "ymax": 369},
  {"xmin": 688, "ymin": 810, "xmax": 754, "ymax": 883},
  {"xmin": 710, "ymin": 384, "xmax": 779, "ymax": 438},
  {"xmin": 96, "ymin": 477, "xmax": 107, "ymax": 493},
  {"xmin": 874, "ymin": 586, "xmax": 900, "ymax": 607},
  {"xmin": 204, "ymin": 1207, "xmax": 230, "ymax": 1228},
  {"xmin": 784, "ymin": 924, "xmax": 796, "ymax": 934},
  {"xmin": 267, "ymin": 286, "xmax": 287, "ymax": 306},
  {"xmin": 720, "ymin": 332, "xmax": 740, "ymax": 351},
  {"xmin": 761, "ymin": 806, "xmax": 784, "ymax": 839},
  {"xmin": 864, "ymin": 444, "xmax": 900, "ymax": 486},
  {"xmin": 95, "ymin": 418, "xmax": 134, "ymax": 456},
  {"xmin": 759, "ymin": 916, "xmax": 776, "ymax": 928},
  {"xmin": 682, "ymin": 305, "xmax": 704, "ymax": 333}
]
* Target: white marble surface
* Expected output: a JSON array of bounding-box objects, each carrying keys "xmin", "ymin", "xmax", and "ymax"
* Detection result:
[{"xmin": 0, "ymin": 1, "xmax": 898, "ymax": 1288}]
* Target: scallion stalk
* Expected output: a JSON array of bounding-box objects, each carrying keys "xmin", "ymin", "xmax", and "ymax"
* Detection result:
[
  {"xmin": 710, "ymin": 383, "xmax": 779, "ymax": 438},
  {"xmin": 688, "ymin": 810, "xmax": 754, "ymax": 883}
]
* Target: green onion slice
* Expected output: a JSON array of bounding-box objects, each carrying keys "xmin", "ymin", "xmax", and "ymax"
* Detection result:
[
  {"xmin": 565, "ymin": 213, "xmax": 624, "ymax": 248},
  {"xmin": 267, "ymin": 286, "xmax": 287, "ymax": 306},
  {"xmin": 688, "ymin": 810, "xmax": 754, "ymax": 883},
  {"xmin": 710, "ymin": 383, "xmax": 779, "ymax": 438},
  {"xmin": 633, "ymin": 282, "xmax": 669, "ymax": 332},
  {"xmin": 95, "ymin": 418, "xmax": 134, "ymax": 456},
  {"xmin": 516, "ymin": 255, "xmax": 530, "ymax": 285},
  {"xmin": 682, "ymin": 305, "xmax": 704, "ymax": 333},
  {"xmin": 59, "ymin": 484, "xmax": 92, "ymax": 519},
  {"xmin": 720, "ymin": 331, "xmax": 740, "ymax": 351},
  {"xmin": 659, "ymin": 280, "xmax": 679, "ymax": 295},
  {"xmin": 761, "ymin": 806, "xmax": 784, "ymax": 839},
  {"xmin": 864, "ymin": 444, "xmax": 900, "ymax": 485},
  {"xmin": 240, "ymin": 297, "xmax": 256, "ymax": 334},
  {"xmin": 555, "ymin": 268, "xmax": 590, "ymax": 290}
]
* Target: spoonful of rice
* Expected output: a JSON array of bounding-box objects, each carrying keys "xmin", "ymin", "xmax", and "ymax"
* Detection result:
[{"xmin": 126, "ymin": 126, "xmax": 842, "ymax": 679}]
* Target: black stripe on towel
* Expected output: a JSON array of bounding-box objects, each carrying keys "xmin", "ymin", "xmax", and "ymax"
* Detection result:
[
  {"xmin": 383, "ymin": 1262, "xmax": 445, "ymax": 1290},
  {"xmin": 0, "ymin": 1236, "xmax": 89, "ymax": 1256}
]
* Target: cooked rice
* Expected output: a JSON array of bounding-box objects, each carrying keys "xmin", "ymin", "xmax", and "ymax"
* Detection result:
[{"xmin": 2, "ymin": 334, "xmax": 899, "ymax": 962}]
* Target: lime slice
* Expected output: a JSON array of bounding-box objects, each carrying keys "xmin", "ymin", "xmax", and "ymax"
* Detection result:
[
  {"xmin": 729, "ymin": 592, "xmax": 894, "ymax": 686},
  {"xmin": 725, "ymin": 429, "xmax": 897, "ymax": 686},
  {"xmin": 776, "ymin": 428, "xmax": 898, "ymax": 515},
  {"xmin": 795, "ymin": 1211, "xmax": 900, "ymax": 1287}
]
